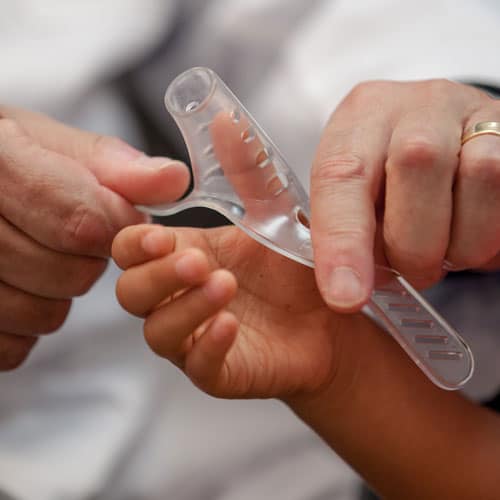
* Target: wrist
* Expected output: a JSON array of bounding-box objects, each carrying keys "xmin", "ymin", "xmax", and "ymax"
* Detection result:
[
  {"xmin": 283, "ymin": 312, "xmax": 386, "ymax": 418},
  {"xmin": 283, "ymin": 312, "xmax": 500, "ymax": 499}
]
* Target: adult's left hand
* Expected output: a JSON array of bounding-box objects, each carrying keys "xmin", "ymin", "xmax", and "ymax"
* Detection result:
[{"xmin": 0, "ymin": 105, "xmax": 190, "ymax": 369}]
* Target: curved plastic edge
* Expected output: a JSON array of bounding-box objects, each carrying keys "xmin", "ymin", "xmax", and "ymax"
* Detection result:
[{"xmin": 366, "ymin": 275, "xmax": 475, "ymax": 391}]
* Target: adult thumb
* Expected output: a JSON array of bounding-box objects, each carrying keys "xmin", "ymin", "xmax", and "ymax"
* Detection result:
[{"xmin": 1, "ymin": 105, "xmax": 191, "ymax": 205}]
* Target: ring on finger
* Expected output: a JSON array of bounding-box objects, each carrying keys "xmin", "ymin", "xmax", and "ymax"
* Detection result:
[{"xmin": 461, "ymin": 121, "xmax": 500, "ymax": 145}]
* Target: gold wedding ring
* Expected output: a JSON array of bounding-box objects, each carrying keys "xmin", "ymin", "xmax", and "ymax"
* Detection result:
[{"xmin": 461, "ymin": 121, "xmax": 500, "ymax": 145}]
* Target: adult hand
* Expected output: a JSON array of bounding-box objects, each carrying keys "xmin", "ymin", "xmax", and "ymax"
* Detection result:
[
  {"xmin": 0, "ymin": 105, "xmax": 190, "ymax": 370},
  {"xmin": 310, "ymin": 80, "xmax": 500, "ymax": 311}
]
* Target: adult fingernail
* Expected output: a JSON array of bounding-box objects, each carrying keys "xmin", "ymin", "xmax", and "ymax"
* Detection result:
[
  {"xmin": 101, "ymin": 139, "xmax": 184, "ymax": 170},
  {"xmin": 327, "ymin": 266, "xmax": 363, "ymax": 309},
  {"xmin": 102, "ymin": 139, "xmax": 143, "ymax": 160},
  {"xmin": 134, "ymin": 155, "xmax": 186, "ymax": 171}
]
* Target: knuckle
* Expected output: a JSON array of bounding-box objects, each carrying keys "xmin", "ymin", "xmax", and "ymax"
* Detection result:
[
  {"xmin": 390, "ymin": 136, "xmax": 444, "ymax": 170},
  {"xmin": 61, "ymin": 203, "xmax": 111, "ymax": 254},
  {"xmin": 418, "ymin": 79, "xmax": 471, "ymax": 109},
  {"xmin": 428, "ymin": 78, "xmax": 456, "ymax": 95},
  {"xmin": 314, "ymin": 154, "xmax": 367, "ymax": 185},
  {"xmin": 91, "ymin": 134, "xmax": 126, "ymax": 159},
  {"xmin": 321, "ymin": 226, "xmax": 372, "ymax": 248},
  {"xmin": 346, "ymin": 80, "xmax": 390, "ymax": 103},
  {"xmin": 417, "ymin": 79, "xmax": 457, "ymax": 102}
]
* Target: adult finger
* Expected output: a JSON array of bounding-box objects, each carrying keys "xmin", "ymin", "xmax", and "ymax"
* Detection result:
[
  {"xmin": 0, "ymin": 281, "xmax": 71, "ymax": 335},
  {"xmin": 0, "ymin": 117, "xmax": 142, "ymax": 257},
  {"xmin": 0, "ymin": 216, "xmax": 107, "ymax": 298},
  {"xmin": 0, "ymin": 105, "xmax": 190, "ymax": 205},
  {"xmin": 447, "ymin": 109, "xmax": 500, "ymax": 269},
  {"xmin": 310, "ymin": 83, "xmax": 391, "ymax": 311},
  {"xmin": 384, "ymin": 108, "xmax": 461, "ymax": 288}
]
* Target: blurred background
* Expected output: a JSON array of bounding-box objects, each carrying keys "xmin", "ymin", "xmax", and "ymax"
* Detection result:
[{"xmin": 1, "ymin": 1, "xmax": 500, "ymax": 499}]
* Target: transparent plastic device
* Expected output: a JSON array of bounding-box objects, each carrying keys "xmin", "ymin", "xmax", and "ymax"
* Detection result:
[{"xmin": 138, "ymin": 67, "xmax": 474, "ymax": 390}]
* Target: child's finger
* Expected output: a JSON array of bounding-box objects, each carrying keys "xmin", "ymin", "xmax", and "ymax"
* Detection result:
[
  {"xmin": 116, "ymin": 248, "xmax": 210, "ymax": 316},
  {"xmin": 144, "ymin": 270, "xmax": 237, "ymax": 362},
  {"xmin": 185, "ymin": 311, "xmax": 239, "ymax": 395},
  {"xmin": 112, "ymin": 224, "xmax": 176, "ymax": 270}
]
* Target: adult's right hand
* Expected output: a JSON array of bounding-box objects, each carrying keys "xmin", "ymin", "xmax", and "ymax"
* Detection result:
[{"xmin": 0, "ymin": 105, "xmax": 190, "ymax": 370}]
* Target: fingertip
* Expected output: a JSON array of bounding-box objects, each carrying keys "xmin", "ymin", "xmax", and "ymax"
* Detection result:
[
  {"xmin": 143, "ymin": 160, "xmax": 191, "ymax": 203},
  {"xmin": 92, "ymin": 137, "xmax": 191, "ymax": 205},
  {"xmin": 312, "ymin": 222, "xmax": 375, "ymax": 312},
  {"xmin": 113, "ymin": 224, "xmax": 176, "ymax": 269},
  {"xmin": 174, "ymin": 248, "xmax": 210, "ymax": 284},
  {"xmin": 185, "ymin": 310, "xmax": 238, "ymax": 393},
  {"xmin": 141, "ymin": 225, "xmax": 176, "ymax": 257},
  {"xmin": 115, "ymin": 273, "xmax": 131, "ymax": 312},
  {"xmin": 112, "ymin": 225, "xmax": 138, "ymax": 268},
  {"xmin": 324, "ymin": 266, "xmax": 370, "ymax": 312},
  {"xmin": 128, "ymin": 158, "xmax": 190, "ymax": 205},
  {"xmin": 210, "ymin": 311, "xmax": 239, "ymax": 346},
  {"xmin": 203, "ymin": 269, "xmax": 238, "ymax": 305},
  {"xmin": 314, "ymin": 245, "xmax": 374, "ymax": 312}
]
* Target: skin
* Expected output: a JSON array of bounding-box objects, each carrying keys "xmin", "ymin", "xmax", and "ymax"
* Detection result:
[
  {"xmin": 113, "ymin": 81, "xmax": 500, "ymax": 498},
  {"xmin": 310, "ymin": 80, "xmax": 500, "ymax": 311},
  {"xmin": 113, "ymin": 223, "xmax": 500, "ymax": 500},
  {"xmin": 0, "ymin": 105, "xmax": 190, "ymax": 370}
]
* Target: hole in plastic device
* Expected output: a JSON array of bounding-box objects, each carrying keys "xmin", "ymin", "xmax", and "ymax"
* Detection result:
[{"xmin": 137, "ymin": 67, "xmax": 474, "ymax": 391}]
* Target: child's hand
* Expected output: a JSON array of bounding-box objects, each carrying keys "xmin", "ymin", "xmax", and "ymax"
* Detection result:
[{"xmin": 112, "ymin": 223, "xmax": 374, "ymax": 402}]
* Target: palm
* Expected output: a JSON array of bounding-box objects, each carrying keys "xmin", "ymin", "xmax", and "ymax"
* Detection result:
[{"xmin": 174, "ymin": 225, "xmax": 365, "ymax": 399}]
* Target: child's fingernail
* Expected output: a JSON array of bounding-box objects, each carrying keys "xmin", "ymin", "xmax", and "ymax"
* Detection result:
[{"xmin": 327, "ymin": 266, "xmax": 363, "ymax": 308}]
